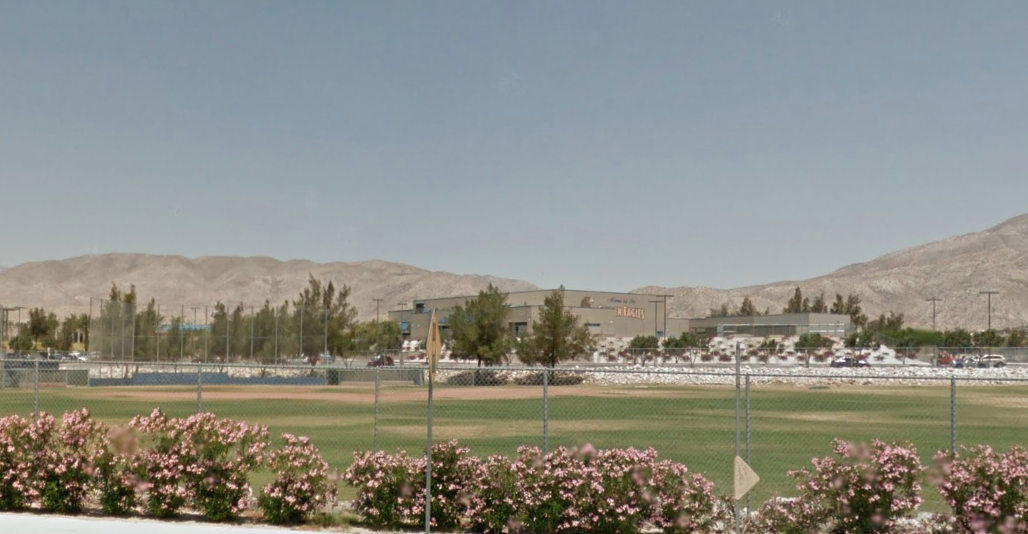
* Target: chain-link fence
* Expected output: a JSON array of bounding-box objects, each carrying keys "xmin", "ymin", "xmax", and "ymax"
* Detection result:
[{"xmin": 3, "ymin": 359, "xmax": 1028, "ymax": 511}]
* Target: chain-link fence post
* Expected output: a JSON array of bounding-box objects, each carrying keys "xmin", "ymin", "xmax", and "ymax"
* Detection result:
[
  {"xmin": 196, "ymin": 363, "xmax": 203, "ymax": 413},
  {"xmin": 33, "ymin": 357, "xmax": 40, "ymax": 420},
  {"xmin": 745, "ymin": 373, "xmax": 752, "ymax": 517},
  {"xmin": 425, "ymin": 371, "xmax": 434, "ymax": 534},
  {"xmin": 950, "ymin": 376, "xmax": 957, "ymax": 456},
  {"xmin": 374, "ymin": 367, "xmax": 380, "ymax": 451},
  {"xmin": 734, "ymin": 343, "xmax": 741, "ymax": 534},
  {"xmin": 543, "ymin": 368, "xmax": 549, "ymax": 455}
]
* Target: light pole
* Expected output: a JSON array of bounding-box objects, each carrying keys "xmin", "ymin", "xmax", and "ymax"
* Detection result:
[
  {"xmin": 2, "ymin": 305, "xmax": 24, "ymax": 356},
  {"xmin": 980, "ymin": 291, "xmax": 999, "ymax": 331},
  {"xmin": 660, "ymin": 294, "xmax": 671, "ymax": 338},
  {"xmin": 373, "ymin": 298, "xmax": 385, "ymax": 352},
  {"xmin": 927, "ymin": 297, "xmax": 942, "ymax": 330},
  {"xmin": 649, "ymin": 300, "xmax": 662, "ymax": 338},
  {"xmin": 398, "ymin": 302, "xmax": 408, "ymax": 340}
]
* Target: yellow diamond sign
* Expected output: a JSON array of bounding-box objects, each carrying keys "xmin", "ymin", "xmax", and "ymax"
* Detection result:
[{"xmin": 733, "ymin": 456, "xmax": 759, "ymax": 500}]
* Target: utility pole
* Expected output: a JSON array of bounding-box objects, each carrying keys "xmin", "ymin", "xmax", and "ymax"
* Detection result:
[
  {"xmin": 373, "ymin": 299, "xmax": 384, "ymax": 323},
  {"xmin": 980, "ymin": 291, "xmax": 999, "ymax": 331},
  {"xmin": 927, "ymin": 297, "xmax": 942, "ymax": 330}
]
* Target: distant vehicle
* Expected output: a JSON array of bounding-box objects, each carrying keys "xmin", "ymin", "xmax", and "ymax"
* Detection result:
[
  {"xmin": 830, "ymin": 356, "xmax": 870, "ymax": 368},
  {"xmin": 936, "ymin": 354, "xmax": 955, "ymax": 367},
  {"xmin": 953, "ymin": 357, "xmax": 974, "ymax": 369},
  {"xmin": 366, "ymin": 354, "xmax": 395, "ymax": 367},
  {"xmin": 977, "ymin": 354, "xmax": 1006, "ymax": 368}
]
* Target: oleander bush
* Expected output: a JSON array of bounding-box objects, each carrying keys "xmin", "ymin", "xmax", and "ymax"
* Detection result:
[
  {"xmin": 0, "ymin": 410, "xmax": 333, "ymax": 524},
  {"xmin": 36, "ymin": 409, "xmax": 107, "ymax": 514},
  {"xmin": 787, "ymin": 438, "xmax": 925, "ymax": 534},
  {"xmin": 936, "ymin": 445, "xmax": 1028, "ymax": 534},
  {"xmin": 0, "ymin": 414, "xmax": 36, "ymax": 511},
  {"xmin": 10, "ymin": 409, "xmax": 1028, "ymax": 533},
  {"xmin": 259, "ymin": 433, "xmax": 337, "ymax": 524},
  {"xmin": 345, "ymin": 442, "xmax": 726, "ymax": 534}
]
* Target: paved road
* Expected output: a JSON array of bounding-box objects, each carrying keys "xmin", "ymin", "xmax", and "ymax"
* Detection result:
[{"xmin": 0, "ymin": 513, "xmax": 320, "ymax": 534}]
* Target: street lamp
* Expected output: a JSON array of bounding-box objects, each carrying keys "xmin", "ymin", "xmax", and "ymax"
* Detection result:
[{"xmin": 980, "ymin": 291, "xmax": 999, "ymax": 331}]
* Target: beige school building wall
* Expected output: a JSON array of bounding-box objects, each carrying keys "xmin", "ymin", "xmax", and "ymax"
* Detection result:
[{"xmin": 387, "ymin": 289, "xmax": 671, "ymax": 342}]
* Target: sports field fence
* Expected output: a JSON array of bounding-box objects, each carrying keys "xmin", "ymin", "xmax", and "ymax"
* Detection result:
[{"xmin": 2, "ymin": 359, "xmax": 1028, "ymax": 513}]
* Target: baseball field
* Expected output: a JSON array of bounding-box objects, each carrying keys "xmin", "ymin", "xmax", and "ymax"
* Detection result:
[{"xmin": 2, "ymin": 380, "xmax": 1026, "ymax": 510}]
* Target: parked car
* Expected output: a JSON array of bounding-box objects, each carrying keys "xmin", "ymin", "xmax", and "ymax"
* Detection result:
[
  {"xmin": 830, "ymin": 356, "xmax": 870, "ymax": 368},
  {"xmin": 977, "ymin": 354, "xmax": 1006, "ymax": 368},
  {"xmin": 953, "ymin": 357, "xmax": 974, "ymax": 369},
  {"xmin": 936, "ymin": 354, "xmax": 955, "ymax": 367},
  {"xmin": 366, "ymin": 354, "xmax": 395, "ymax": 367}
]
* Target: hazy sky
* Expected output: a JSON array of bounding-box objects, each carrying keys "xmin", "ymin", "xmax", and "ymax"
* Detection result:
[{"xmin": 2, "ymin": 1, "xmax": 1026, "ymax": 291}]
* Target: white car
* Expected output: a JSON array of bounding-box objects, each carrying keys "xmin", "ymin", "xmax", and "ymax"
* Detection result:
[{"xmin": 977, "ymin": 354, "xmax": 1006, "ymax": 368}]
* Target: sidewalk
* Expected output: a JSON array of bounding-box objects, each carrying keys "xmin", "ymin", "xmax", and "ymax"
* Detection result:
[{"xmin": 0, "ymin": 513, "xmax": 340, "ymax": 534}]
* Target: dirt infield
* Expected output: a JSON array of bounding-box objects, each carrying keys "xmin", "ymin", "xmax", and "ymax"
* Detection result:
[
  {"xmin": 56, "ymin": 382, "xmax": 975, "ymax": 405},
  {"xmin": 60, "ymin": 384, "xmax": 712, "ymax": 404}
]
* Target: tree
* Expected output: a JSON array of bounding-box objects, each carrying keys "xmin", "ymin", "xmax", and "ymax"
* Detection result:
[
  {"xmin": 830, "ymin": 294, "xmax": 846, "ymax": 314},
  {"xmin": 939, "ymin": 328, "xmax": 973, "ymax": 348},
  {"xmin": 844, "ymin": 294, "xmax": 868, "ymax": 329},
  {"xmin": 8, "ymin": 334, "xmax": 33, "ymax": 351},
  {"xmin": 133, "ymin": 298, "xmax": 161, "ymax": 361},
  {"xmin": 866, "ymin": 312, "xmax": 905, "ymax": 334},
  {"xmin": 292, "ymin": 275, "xmax": 358, "ymax": 362},
  {"xmin": 628, "ymin": 335, "xmax": 659, "ymax": 350},
  {"xmin": 56, "ymin": 313, "xmax": 89, "ymax": 351},
  {"xmin": 810, "ymin": 292, "xmax": 828, "ymax": 313},
  {"xmin": 737, "ymin": 297, "xmax": 757, "ymax": 316},
  {"xmin": 973, "ymin": 329, "xmax": 1005, "ymax": 348},
  {"xmin": 26, "ymin": 307, "xmax": 59, "ymax": 348},
  {"xmin": 446, "ymin": 284, "xmax": 513, "ymax": 366},
  {"xmin": 662, "ymin": 336, "xmax": 686, "ymax": 350},
  {"xmin": 708, "ymin": 303, "xmax": 731, "ymax": 318},
  {"xmin": 795, "ymin": 333, "xmax": 833, "ymax": 349},
  {"xmin": 516, "ymin": 286, "xmax": 594, "ymax": 367},
  {"xmin": 829, "ymin": 293, "xmax": 868, "ymax": 329},
  {"xmin": 677, "ymin": 332, "xmax": 708, "ymax": 349},
  {"xmin": 97, "ymin": 283, "xmax": 139, "ymax": 360},
  {"xmin": 1006, "ymin": 329, "xmax": 1026, "ymax": 348},
  {"xmin": 347, "ymin": 320, "xmax": 402, "ymax": 353},
  {"xmin": 784, "ymin": 288, "xmax": 804, "ymax": 314}
]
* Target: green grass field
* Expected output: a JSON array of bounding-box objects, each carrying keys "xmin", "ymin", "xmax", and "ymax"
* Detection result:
[{"xmin": 2, "ymin": 381, "xmax": 1026, "ymax": 510}]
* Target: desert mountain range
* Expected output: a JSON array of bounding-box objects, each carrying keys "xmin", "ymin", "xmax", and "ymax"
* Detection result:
[
  {"xmin": 637, "ymin": 213, "xmax": 1028, "ymax": 331},
  {"xmin": 0, "ymin": 255, "xmax": 539, "ymax": 322},
  {"xmin": 1, "ymin": 213, "xmax": 1026, "ymax": 330}
]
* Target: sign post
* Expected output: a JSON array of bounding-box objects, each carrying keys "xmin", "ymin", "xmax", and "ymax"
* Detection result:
[{"xmin": 424, "ymin": 309, "xmax": 442, "ymax": 533}]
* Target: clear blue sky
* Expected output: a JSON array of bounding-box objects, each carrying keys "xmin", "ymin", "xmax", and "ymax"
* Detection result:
[{"xmin": 2, "ymin": 1, "xmax": 1026, "ymax": 291}]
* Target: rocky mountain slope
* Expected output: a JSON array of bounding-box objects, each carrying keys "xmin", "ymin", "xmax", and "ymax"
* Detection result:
[
  {"xmin": 635, "ymin": 214, "xmax": 1028, "ymax": 330},
  {"xmin": 0, "ymin": 254, "xmax": 539, "ymax": 321}
]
